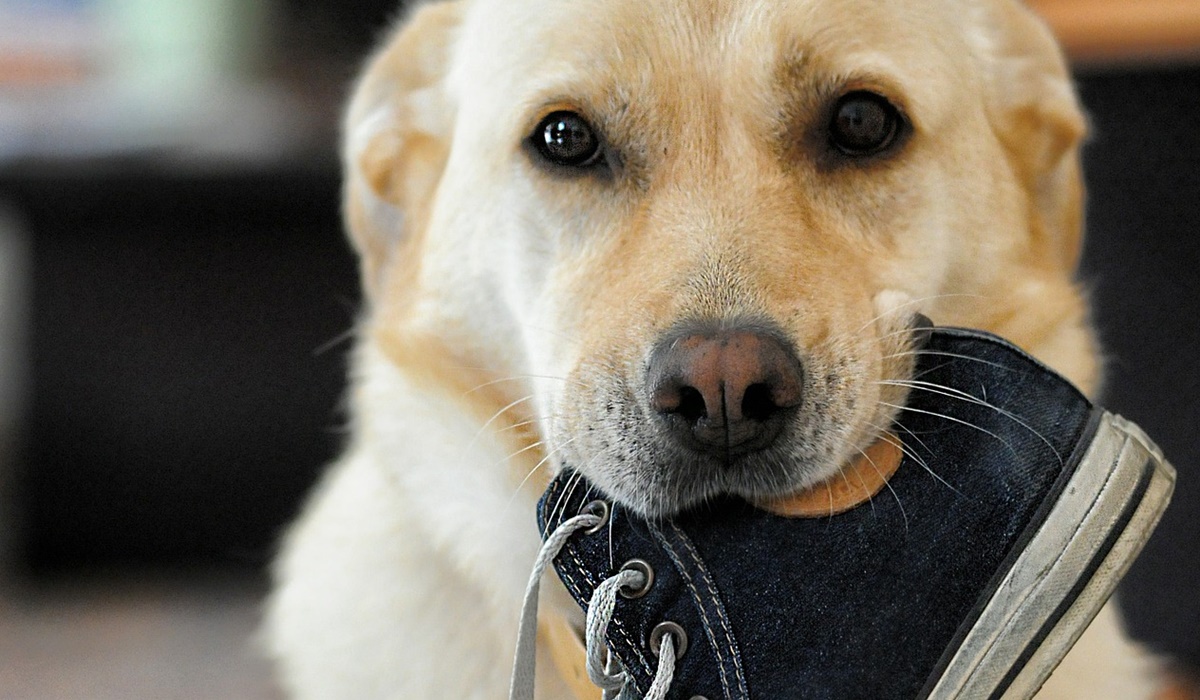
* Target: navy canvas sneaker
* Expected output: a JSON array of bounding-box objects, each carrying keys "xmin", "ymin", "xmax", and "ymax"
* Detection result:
[{"xmin": 509, "ymin": 327, "xmax": 1176, "ymax": 700}]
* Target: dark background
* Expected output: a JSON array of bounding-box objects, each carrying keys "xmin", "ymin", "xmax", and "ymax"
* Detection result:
[
  {"xmin": 1074, "ymin": 66, "xmax": 1200, "ymax": 669},
  {"xmin": 1, "ymin": 0, "xmax": 1197, "ymax": 677}
]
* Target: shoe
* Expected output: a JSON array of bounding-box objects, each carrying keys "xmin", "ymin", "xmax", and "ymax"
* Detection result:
[{"xmin": 517, "ymin": 327, "xmax": 1176, "ymax": 700}]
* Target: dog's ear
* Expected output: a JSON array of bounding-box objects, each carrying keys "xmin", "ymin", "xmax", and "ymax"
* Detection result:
[
  {"xmin": 343, "ymin": 1, "xmax": 464, "ymax": 299},
  {"xmin": 978, "ymin": 0, "xmax": 1086, "ymax": 273}
]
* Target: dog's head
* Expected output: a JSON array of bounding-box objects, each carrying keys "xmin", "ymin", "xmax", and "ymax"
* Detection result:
[{"xmin": 347, "ymin": 0, "xmax": 1093, "ymax": 517}]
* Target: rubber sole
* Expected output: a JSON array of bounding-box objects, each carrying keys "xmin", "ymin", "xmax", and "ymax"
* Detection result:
[{"xmin": 926, "ymin": 412, "xmax": 1177, "ymax": 700}]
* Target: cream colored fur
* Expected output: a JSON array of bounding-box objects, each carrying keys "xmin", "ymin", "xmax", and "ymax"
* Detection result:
[{"xmin": 266, "ymin": 0, "xmax": 1163, "ymax": 696}]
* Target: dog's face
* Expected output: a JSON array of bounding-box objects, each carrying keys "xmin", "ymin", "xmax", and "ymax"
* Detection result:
[{"xmin": 348, "ymin": 0, "xmax": 1092, "ymax": 517}]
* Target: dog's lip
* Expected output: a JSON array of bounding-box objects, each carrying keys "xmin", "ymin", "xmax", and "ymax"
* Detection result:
[{"xmin": 752, "ymin": 434, "xmax": 903, "ymax": 517}]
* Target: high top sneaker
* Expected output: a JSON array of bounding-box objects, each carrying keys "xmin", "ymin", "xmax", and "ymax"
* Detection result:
[{"xmin": 513, "ymin": 327, "xmax": 1175, "ymax": 700}]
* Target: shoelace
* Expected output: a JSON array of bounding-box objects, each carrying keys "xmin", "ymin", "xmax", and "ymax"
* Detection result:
[{"xmin": 509, "ymin": 509, "xmax": 677, "ymax": 700}]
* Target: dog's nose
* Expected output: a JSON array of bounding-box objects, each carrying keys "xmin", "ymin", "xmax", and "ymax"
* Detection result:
[{"xmin": 647, "ymin": 327, "xmax": 804, "ymax": 457}]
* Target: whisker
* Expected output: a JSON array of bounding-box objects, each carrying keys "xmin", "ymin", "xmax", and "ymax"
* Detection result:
[
  {"xmin": 879, "ymin": 379, "xmax": 1062, "ymax": 464},
  {"xmin": 499, "ymin": 441, "xmax": 547, "ymax": 502},
  {"xmin": 493, "ymin": 414, "xmax": 564, "ymax": 436},
  {"xmin": 462, "ymin": 373, "xmax": 583, "ymax": 396},
  {"xmin": 911, "ymin": 361, "xmax": 955, "ymax": 382},
  {"xmin": 312, "ymin": 326, "xmax": 357, "ymax": 357},
  {"xmin": 558, "ymin": 466, "xmax": 596, "ymax": 525},
  {"xmin": 873, "ymin": 325, "xmax": 933, "ymax": 345},
  {"xmin": 816, "ymin": 471, "xmax": 837, "ymax": 520},
  {"xmin": 840, "ymin": 459, "xmax": 875, "ymax": 517},
  {"xmin": 492, "ymin": 438, "xmax": 550, "ymax": 470},
  {"xmin": 873, "ymin": 417, "xmax": 935, "ymax": 459},
  {"xmin": 533, "ymin": 436, "xmax": 575, "ymax": 476},
  {"xmin": 877, "ymin": 351, "xmax": 954, "ymax": 381},
  {"xmin": 608, "ymin": 496, "xmax": 617, "ymax": 569},
  {"xmin": 466, "ymin": 394, "xmax": 536, "ymax": 451},
  {"xmin": 879, "ymin": 401, "xmax": 1023, "ymax": 462},
  {"xmin": 881, "ymin": 349, "xmax": 1016, "ymax": 374},
  {"xmin": 504, "ymin": 436, "xmax": 579, "ymax": 512},
  {"xmin": 450, "ymin": 367, "xmax": 594, "ymax": 392},
  {"xmin": 857, "ymin": 445, "xmax": 908, "ymax": 531},
  {"xmin": 516, "ymin": 322, "xmax": 584, "ymax": 348},
  {"xmin": 869, "ymin": 421, "xmax": 964, "ymax": 497},
  {"xmin": 547, "ymin": 470, "xmax": 584, "ymax": 528},
  {"xmin": 844, "ymin": 293, "xmax": 986, "ymax": 339}
]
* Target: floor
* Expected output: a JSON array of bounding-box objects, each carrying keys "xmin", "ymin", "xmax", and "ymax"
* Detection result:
[{"xmin": 0, "ymin": 569, "xmax": 282, "ymax": 700}]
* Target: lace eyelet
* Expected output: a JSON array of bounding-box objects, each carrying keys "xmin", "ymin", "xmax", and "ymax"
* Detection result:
[
  {"xmin": 580, "ymin": 500, "xmax": 610, "ymax": 534},
  {"xmin": 649, "ymin": 621, "xmax": 688, "ymax": 660},
  {"xmin": 618, "ymin": 559, "xmax": 655, "ymax": 599}
]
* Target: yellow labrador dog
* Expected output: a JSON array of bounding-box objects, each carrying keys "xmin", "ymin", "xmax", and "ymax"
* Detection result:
[{"xmin": 267, "ymin": 0, "xmax": 1164, "ymax": 697}]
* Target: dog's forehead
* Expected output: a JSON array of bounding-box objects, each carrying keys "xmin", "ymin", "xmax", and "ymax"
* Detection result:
[{"xmin": 451, "ymin": 0, "xmax": 975, "ymax": 121}]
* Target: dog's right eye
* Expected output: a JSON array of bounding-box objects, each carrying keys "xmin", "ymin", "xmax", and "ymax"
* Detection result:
[{"xmin": 529, "ymin": 111, "xmax": 604, "ymax": 169}]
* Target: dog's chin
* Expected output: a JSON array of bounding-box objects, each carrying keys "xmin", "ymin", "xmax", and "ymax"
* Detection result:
[
  {"xmin": 559, "ymin": 392, "xmax": 911, "ymax": 519},
  {"xmin": 571, "ymin": 444, "xmax": 847, "ymax": 520}
]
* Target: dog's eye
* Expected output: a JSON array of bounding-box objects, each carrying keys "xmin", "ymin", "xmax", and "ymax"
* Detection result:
[
  {"xmin": 828, "ymin": 91, "xmax": 901, "ymax": 156},
  {"xmin": 531, "ymin": 111, "xmax": 603, "ymax": 168}
]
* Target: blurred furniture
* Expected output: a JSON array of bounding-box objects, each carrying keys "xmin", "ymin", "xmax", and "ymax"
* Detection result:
[
  {"xmin": 0, "ymin": 0, "xmax": 353, "ymax": 572},
  {"xmin": 1030, "ymin": 0, "xmax": 1200, "ymax": 62},
  {"xmin": 1, "ymin": 163, "xmax": 354, "ymax": 570}
]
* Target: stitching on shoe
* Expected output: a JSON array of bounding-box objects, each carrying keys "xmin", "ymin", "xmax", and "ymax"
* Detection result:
[
  {"xmin": 668, "ymin": 521, "xmax": 751, "ymax": 699},
  {"xmin": 546, "ymin": 479, "xmax": 654, "ymax": 680},
  {"xmin": 557, "ymin": 554, "xmax": 653, "ymax": 677},
  {"xmin": 542, "ymin": 477, "xmax": 652, "ymax": 681},
  {"xmin": 653, "ymin": 525, "xmax": 736, "ymax": 699},
  {"xmin": 566, "ymin": 545, "xmax": 653, "ymax": 673}
]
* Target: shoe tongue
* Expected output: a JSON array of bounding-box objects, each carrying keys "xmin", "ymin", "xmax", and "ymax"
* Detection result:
[{"xmin": 754, "ymin": 434, "xmax": 903, "ymax": 517}]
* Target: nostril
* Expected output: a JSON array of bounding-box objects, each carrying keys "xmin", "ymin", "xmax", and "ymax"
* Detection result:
[
  {"xmin": 646, "ymin": 322, "xmax": 805, "ymax": 454},
  {"xmin": 741, "ymin": 382, "xmax": 777, "ymax": 422},
  {"xmin": 675, "ymin": 386, "xmax": 708, "ymax": 424}
]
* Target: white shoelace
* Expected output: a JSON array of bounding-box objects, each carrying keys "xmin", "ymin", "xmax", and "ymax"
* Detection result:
[{"xmin": 509, "ymin": 510, "xmax": 678, "ymax": 700}]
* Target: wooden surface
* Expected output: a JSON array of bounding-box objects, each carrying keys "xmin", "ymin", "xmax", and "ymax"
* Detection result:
[
  {"xmin": 0, "ymin": 572, "xmax": 281, "ymax": 700},
  {"xmin": 1029, "ymin": 0, "xmax": 1200, "ymax": 62}
]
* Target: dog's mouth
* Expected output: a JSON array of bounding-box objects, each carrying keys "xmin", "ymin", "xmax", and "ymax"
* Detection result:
[{"xmin": 548, "ymin": 311, "xmax": 932, "ymax": 519}]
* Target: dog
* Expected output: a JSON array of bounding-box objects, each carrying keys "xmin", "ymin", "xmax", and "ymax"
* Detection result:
[{"xmin": 266, "ymin": 0, "xmax": 1166, "ymax": 696}]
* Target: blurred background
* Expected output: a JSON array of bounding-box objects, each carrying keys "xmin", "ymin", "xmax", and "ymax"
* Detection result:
[{"xmin": 0, "ymin": 0, "xmax": 1197, "ymax": 697}]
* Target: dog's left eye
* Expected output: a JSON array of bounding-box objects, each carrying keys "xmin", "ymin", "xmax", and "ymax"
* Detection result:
[
  {"xmin": 530, "ymin": 111, "xmax": 604, "ymax": 169},
  {"xmin": 828, "ymin": 91, "xmax": 903, "ymax": 156}
]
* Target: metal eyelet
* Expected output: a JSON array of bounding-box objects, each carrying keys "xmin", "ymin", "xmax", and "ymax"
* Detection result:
[
  {"xmin": 617, "ymin": 559, "xmax": 654, "ymax": 599},
  {"xmin": 649, "ymin": 621, "xmax": 688, "ymax": 660},
  {"xmin": 580, "ymin": 500, "xmax": 610, "ymax": 534}
]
